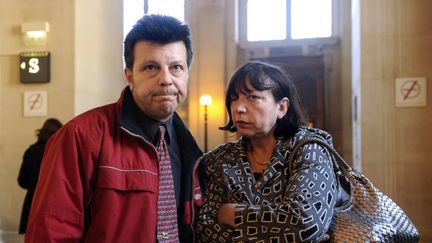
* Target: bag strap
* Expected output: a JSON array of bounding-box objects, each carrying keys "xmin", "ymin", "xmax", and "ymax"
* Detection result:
[
  {"xmin": 288, "ymin": 134, "xmax": 353, "ymax": 207},
  {"xmin": 287, "ymin": 134, "xmax": 353, "ymax": 177}
]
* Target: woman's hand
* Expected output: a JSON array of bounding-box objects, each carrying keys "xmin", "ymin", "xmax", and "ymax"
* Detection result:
[
  {"xmin": 217, "ymin": 203, "xmax": 236, "ymax": 226},
  {"xmin": 321, "ymin": 234, "xmax": 330, "ymax": 242}
]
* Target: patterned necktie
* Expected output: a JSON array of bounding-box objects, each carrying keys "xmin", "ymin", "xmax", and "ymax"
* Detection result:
[{"xmin": 156, "ymin": 125, "xmax": 179, "ymax": 243}]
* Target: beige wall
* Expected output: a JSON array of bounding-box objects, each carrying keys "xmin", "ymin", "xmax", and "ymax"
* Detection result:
[
  {"xmin": 358, "ymin": 0, "xmax": 432, "ymax": 241},
  {"xmin": 74, "ymin": 0, "xmax": 125, "ymax": 115},
  {"xmin": 0, "ymin": 0, "xmax": 75, "ymax": 238},
  {"xmin": 0, "ymin": 0, "xmax": 123, "ymax": 240}
]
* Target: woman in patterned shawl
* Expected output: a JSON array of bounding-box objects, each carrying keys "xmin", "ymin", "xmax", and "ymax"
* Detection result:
[{"xmin": 196, "ymin": 61, "xmax": 337, "ymax": 242}]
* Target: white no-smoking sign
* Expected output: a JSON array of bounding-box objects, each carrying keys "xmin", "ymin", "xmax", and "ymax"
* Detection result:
[
  {"xmin": 395, "ymin": 77, "xmax": 427, "ymax": 107},
  {"xmin": 23, "ymin": 91, "xmax": 47, "ymax": 117}
]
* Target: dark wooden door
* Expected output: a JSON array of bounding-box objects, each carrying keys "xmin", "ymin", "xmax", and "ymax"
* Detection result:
[{"xmin": 252, "ymin": 55, "xmax": 325, "ymax": 129}]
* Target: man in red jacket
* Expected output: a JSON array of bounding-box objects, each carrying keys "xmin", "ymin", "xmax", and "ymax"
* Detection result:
[{"xmin": 25, "ymin": 14, "xmax": 204, "ymax": 243}]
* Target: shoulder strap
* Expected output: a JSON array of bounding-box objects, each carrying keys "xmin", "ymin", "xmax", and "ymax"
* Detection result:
[
  {"xmin": 288, "ymin": 134, "xmax": 353, "ymax": 207},
  {"xmin": 288, "ymin": 134, "xmax": 353, "ymax": 176}
]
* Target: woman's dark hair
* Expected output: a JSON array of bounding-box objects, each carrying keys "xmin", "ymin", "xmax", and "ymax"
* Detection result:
[
  {"xmin": 220, "ymin": 61, "xmax": 308, "ymax": 139},
  {"xmin": 36, "ymin": 118, "xmax": 63, "ymax": 143},
  {"xmin": 123, "ymin": 14, "xmax": 193, "ymax": 69}
]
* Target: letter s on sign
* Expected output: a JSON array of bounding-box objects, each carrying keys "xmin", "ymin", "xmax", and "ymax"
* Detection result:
[{"xmin": 29, "ymin": 58, "xmax": 40, "ymax": 74}]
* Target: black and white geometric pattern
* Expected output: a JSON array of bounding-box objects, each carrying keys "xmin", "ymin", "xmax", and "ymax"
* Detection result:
[{"xmin": 196, "ymin": 127, "xmax": 337, "ymax": 243}]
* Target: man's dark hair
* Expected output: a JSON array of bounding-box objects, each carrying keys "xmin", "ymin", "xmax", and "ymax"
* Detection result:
[
  {"xmin": 123, "ymin": 14, "xmax": 193, "ymax": 69},
  {"xmin": 220, "ymin": 61, "xmax": 308, "ymax": 139}
]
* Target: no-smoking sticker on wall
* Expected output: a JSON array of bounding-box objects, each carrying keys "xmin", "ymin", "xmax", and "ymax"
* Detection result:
[
  {"xmin": 395, "ymin": 77, "xmax": 427, "ymax": 107},
  {"xmin": 23, "ymin": 91, "xmax": 47, "ymax": 117}
]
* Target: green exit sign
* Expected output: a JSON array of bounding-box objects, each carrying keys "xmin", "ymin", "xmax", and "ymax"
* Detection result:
[{"xmin": 19, "ymin": 51, "xmax": 50, "ymax": 83}]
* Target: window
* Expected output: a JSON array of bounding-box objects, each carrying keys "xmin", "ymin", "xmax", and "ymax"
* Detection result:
[
  {"xmin": 123, "ymin": 0, "xmax": 185, "ymax": 38},
  {"xmin": 240, "ymin": 0, "xmax": 334, "ymax": 43},
  {"xmin": 146, "ymin": 0, "xmax": 184, "ymax": 22},
  {"xmin": 123, "ymin": 0, "xmax": 145, "ymax": 38}
]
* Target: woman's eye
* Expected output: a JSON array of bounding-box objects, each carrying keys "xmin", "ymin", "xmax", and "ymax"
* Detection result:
[
  {"xmin": 248, "ymin": 95, "xmax": 260, "ymax": 100},
  {"xmin": 230, "ymin": 94, "xmax": 238, "ymax": 101}
]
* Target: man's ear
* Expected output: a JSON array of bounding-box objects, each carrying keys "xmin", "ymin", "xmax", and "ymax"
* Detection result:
[
  {"xmin": 124, "ymin": 68, "xmax": 133, "ymax": 90},
  {"xmin": 277, "ymin": 97, "xmax": 289, "ymax": 119}
]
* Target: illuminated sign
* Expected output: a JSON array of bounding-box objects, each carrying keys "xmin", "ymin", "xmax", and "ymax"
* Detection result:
[{"xmin": 19, "ymin": 51, "xmax": 50, "ymax": 83}]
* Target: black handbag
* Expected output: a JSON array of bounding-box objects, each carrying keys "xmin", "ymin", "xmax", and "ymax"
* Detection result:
[{"xmin": 288, "ymin": 135, "xmax": 420, "ymax": 242}]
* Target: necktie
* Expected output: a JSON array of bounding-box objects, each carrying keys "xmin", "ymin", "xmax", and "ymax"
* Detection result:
[{"xmin": 156, "ymin": 125, "xmax": 179, "ymax": 243}]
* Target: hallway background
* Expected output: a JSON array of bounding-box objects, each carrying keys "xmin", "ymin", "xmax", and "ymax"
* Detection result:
[{"xmin": 0, "ymin": 0, "xmax": 430, "ymax": 242}]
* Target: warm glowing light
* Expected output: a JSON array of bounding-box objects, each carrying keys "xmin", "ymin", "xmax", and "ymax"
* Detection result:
[
  {"xmin": 21, "ymin": 22, "xmax": 49, "ymax": 46},
  {"xmin": 26, "ymin": 31, "xmax": 47, "ymax": 38},
  {"xmin": 200, "ymin": 94, "xmax": 213, "ymax": 106}
]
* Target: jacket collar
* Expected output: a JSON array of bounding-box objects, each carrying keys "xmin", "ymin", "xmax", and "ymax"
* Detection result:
[
  {"xmin": 118, "ymin": 87, "xmax": 145, "ymax": 138},
  {"xmin": 117, "ymin": 86, "xmax": 202, "ymax": 161},
  {"xmin": 217, "ymin": 137, "xmax": 289, "ymax": 192},
  {"xmin": 223, "ymin": 137, "xmax": 287, "ymax": 165}
]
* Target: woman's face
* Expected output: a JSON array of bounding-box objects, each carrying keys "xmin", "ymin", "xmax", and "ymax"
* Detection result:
[{"xmin": 230, "ymin": 79, "xmax": 288, "ymax": 140}]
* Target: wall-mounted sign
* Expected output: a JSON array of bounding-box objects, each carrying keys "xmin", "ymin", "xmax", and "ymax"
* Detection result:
[
  {"xmin": 23, "ymin": 91, "xmax": 47, "ymax": 117},
  {"xmin": 19, "ymin": 51, "xmax": 50, "ymax": 83},
  {"xmin": 395, "ymin": 77, "xmax": 427, "ymax": 107}
]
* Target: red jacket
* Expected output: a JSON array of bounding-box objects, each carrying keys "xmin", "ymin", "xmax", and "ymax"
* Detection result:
[{"xmin": 25, "ymin": 88, "xmax": 203, "ymax": 243}]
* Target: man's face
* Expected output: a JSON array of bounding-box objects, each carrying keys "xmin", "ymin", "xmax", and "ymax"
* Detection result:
[{"xmin": 124, "ymin": 41, "xmax": 189, "ymax": 122}]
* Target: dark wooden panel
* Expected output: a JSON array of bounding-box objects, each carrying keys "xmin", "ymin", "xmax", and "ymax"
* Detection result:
[{"xmin": 253, "ymin": 56, "xmax": 325, "ymax": 129}]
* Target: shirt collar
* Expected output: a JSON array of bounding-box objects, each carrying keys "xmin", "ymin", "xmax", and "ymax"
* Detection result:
[{"xmin": 137, "ymin": 111, "xmax": 174, "ymax": 146}]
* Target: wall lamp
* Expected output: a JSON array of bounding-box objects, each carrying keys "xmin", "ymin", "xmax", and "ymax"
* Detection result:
[
  {"xmin": 21, "ymin": 22, "xmax": 50, "ymax": 46},
  {"xmin": 200, "ymin": 94, "xmax": 213, "ymax": 153}
]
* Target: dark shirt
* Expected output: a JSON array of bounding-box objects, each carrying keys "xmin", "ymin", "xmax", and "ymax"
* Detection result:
[{"xmin": 137, "ymin": 111, "xmax": 182, "ymax": 209}]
